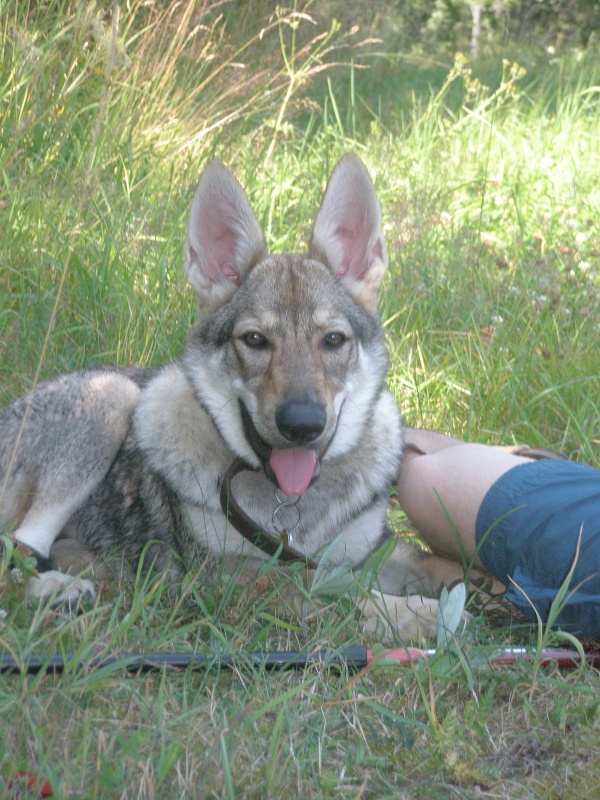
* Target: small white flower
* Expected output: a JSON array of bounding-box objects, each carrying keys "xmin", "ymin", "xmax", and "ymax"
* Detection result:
[
  {"xmin": 578, "ymin": 260, "xmax": 591, "ymax": 271},
  {"xmin": 10, "ymin": 567, "xmax": 23, "ymax": 584}
]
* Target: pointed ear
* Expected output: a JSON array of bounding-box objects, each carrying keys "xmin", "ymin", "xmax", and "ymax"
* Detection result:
[
  {"xmin": 184, "ymin": 161, "xmax": 268, "ymax": 309},
  {"xmin": 309, "ymin": 153, "xmax": 388, "ymax": 311}
]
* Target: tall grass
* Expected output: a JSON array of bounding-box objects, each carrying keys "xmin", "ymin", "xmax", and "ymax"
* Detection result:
[
  {"xmin": 372, "ymin": 54, "xmax": 600, "ymax": 462},
  {"xmin": 1, "ymin": 1, "xmax": 599, "ymax": 797},
  {"xmin": 0, "ymin": 0, "xmax": 353, "ymax": 392}
]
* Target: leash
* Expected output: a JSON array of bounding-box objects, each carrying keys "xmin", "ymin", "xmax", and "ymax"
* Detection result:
[
  {"xmin": 2, "ymin": 644, "xmax": 599, "ymax": 675},
  {"xmin": 219, "ymin": 457, "xmax": 319, "ymax": 569}
]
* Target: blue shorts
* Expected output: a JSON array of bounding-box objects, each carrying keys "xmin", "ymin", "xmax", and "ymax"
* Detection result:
[{"xmin": 475, "ymin": 460, "xmax": 600, "ymax": 637}]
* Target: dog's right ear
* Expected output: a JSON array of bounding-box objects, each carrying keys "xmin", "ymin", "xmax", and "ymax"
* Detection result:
[
  {"xmin": 309, "ymin": 153, "xmax": 387, "ymax": 312},
  {"xmin": 184, "ymin": 161, "xmax": 268, "ymax": 309}
]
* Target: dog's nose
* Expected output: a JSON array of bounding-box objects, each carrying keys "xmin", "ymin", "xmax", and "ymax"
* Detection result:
[{"xmin": 276, "ymin": 397, "xmax": 326, "ymax": 443}]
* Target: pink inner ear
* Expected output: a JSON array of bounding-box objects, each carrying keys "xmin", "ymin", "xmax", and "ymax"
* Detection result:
[
  {"xmin": 334, "ymin": 223, "xmax": 371, "ymax": 280},
  {"xmin": 189, "ymin": 242, "xmax": 240, "ymax": 287},
  {"xmin": 194, "ymin": 203, "xmax": 243, "ymax": 286}
]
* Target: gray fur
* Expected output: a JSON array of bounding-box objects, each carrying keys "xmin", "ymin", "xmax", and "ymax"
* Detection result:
[{"xmin": 0, "ymin": 155, "xmax": 466, "ymax": 636}]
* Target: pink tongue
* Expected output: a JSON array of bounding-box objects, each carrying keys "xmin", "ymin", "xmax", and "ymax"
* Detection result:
[{"xmin": 269, "ymin": 448, "xmax": 317, "ymax": 496}]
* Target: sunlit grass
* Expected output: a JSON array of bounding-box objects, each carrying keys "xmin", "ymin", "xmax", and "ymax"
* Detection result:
[{"xmin": 0, "ymin": 1, "xmax": 599, "ymax": 797}]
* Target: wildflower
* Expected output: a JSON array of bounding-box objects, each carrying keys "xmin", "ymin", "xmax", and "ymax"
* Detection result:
[{"xmin": 10, "ymin": 567, "xmax": 24, "ymax": 584}]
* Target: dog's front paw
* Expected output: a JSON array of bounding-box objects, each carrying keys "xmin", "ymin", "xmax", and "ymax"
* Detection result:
[
  {"xmin": 359, "ymin": 592, "xmax": 443, "ymax": 643},
  {"xmin": 27, "ymin": 570, "xmax": 96, "ymax": 610}
]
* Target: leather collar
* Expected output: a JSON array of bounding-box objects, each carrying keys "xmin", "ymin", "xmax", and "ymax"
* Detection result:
[{"xmin": 219, "ymin": 458, "xmax": 318, "ymax": 569}]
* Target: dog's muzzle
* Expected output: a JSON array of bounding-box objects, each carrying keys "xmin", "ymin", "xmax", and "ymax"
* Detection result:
[{"xmin": 238, "ymin": 400, "xmax": 322, "ymax": 496}]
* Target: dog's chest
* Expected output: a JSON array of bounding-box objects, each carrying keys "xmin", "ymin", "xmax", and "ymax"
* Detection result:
[
  {"xmin": 181, "ymin": 466, "xmax": 389, "ymax": 566},
  {"xmin": 181, "ymin": 469, "xmax": 308, "ymax": 556}
]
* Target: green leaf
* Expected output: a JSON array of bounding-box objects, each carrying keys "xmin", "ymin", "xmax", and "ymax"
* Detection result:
[{"xmin": 436, "ymin": 583, "xmax": 466, "ymax": 647}]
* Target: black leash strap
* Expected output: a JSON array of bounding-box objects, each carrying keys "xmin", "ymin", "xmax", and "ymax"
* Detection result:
[{"xmin": 1, "ymin": 646, "xmax": 369, "ymax": 675}]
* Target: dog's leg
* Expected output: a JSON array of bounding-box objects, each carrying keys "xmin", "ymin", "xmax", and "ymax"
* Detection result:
[
  {"xmin": 371, "ymin": 539, "xmax": 457, "ymax": 596},
  {"xmin": 358, "ymin": 591, "xmax": 441, "ymax": 641},
  {"xmin": 13, "ymin": 494, "xmax": 97, "ymax": 560},
  {"xmin": 13, "ymin": 494, "xmax": 105, "ymax": 606},
  {"xmin": 11, "ymin": 503, "xmax": 98, "ymax": 607},
  {"xmin": 375, "ymin": 538, "xmax": 504, "ymax": 596},
  {"xmin": 1, "ymin": 371, "xmax": 141, "ymax": 606},
  {"xmin": 210, "ymin": 554, "xmax": 449, "ymax": 642}
]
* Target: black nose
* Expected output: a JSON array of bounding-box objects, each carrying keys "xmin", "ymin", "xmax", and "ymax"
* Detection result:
[{"xmin": 276, "ymin": 397, "xmax": 327, "ymax": 443}]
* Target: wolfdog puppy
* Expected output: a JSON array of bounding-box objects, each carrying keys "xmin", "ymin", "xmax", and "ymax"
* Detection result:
[{"xmin": 0, "ymin": 154, "xmax": 465, "ymax": 637}]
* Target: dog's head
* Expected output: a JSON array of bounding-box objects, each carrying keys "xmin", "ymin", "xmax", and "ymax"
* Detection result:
[{"xmin": 182, "ymin": 154, "xmax": 390, "ymax": 496}]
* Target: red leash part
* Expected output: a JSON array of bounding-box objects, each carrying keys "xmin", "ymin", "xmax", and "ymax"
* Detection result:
[{"xmin": 367, "ymin": 646, "xmax": 600, "ymax": 668}]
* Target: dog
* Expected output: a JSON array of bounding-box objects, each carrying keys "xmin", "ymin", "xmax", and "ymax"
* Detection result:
[{"xmin": 0, "ymin": 154, "xmax": 466, "ymax": 638}]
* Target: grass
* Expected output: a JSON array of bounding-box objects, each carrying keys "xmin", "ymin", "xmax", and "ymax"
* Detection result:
[{"xmin": 1, "ymin": 1, "xmax": 599, "ymax": 797}]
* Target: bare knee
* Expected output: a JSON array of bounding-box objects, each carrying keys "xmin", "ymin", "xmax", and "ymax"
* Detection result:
[
  {"xmin": 398, "ymin": 442, "xmax": 532, "ymax": 563},
  {"xmin": 398, "ymin": 448, "xmax": 481, "ymax": 561}
]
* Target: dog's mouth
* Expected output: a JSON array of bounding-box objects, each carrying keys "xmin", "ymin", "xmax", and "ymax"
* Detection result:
[
  {"xmin": 269, "ymin": 447, "xmax": 318, "ymax": 496},
  {"xmin": 239, "ymin": 401, "xmax": 320, "ymax": 496}
]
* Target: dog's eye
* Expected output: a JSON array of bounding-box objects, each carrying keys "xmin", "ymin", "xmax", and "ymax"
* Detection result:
[
  {"xmin": 322, "ymin": 332, "xmax": 347, "ymax": 349},
  {"xmin": 241, "ymin": 331, "xmax": 269, "ymax": 349}
]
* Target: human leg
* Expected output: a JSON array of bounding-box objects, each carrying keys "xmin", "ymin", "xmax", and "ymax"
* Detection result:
[
  {"xmin": 399, "ymin": 431, "xmax": 600, "ymax": 635},
  {"xmin": 398, "ymin": 429, "xmax": 533, "ymax": 566}
]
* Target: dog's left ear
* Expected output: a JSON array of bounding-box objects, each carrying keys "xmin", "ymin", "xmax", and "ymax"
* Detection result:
[{"xmin": 309, "ymin": 153, "xmax": 388, "ymax": 311}]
